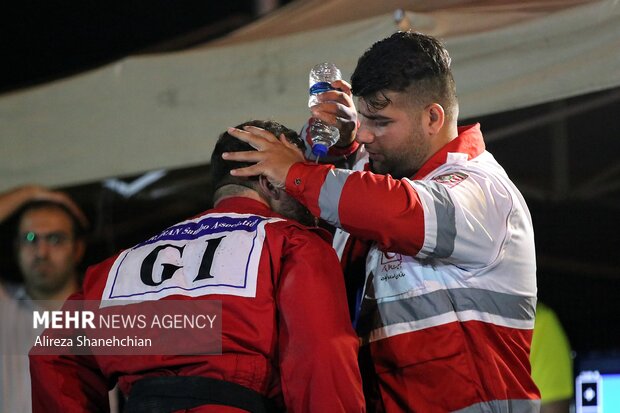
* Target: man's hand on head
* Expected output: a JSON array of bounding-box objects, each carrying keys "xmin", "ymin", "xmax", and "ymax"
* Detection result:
[{"xmin": 223, "ymin": 126, "xmax": 305, "ymax": 189}]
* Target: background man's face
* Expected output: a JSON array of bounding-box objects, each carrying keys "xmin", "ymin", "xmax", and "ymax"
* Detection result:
[{"xmin": 17, "ymin": 207, "xmax": 82, "ymax": 296}]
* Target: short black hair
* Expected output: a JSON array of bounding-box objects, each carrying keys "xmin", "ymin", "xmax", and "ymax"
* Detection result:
[
  {"xmin": 15, "ymin": 200, "xmax": 87, "ymax": 239},
  {"xmin": 351, "ymin": 31, "xmax": 457, "ymax": 120},
  {"xmin": 210, "ymin": 120, "xmax": 303, "ymax": 191}
]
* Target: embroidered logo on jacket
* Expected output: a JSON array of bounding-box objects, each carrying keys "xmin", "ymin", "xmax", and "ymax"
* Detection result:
[
  {"xmin": 380, "ymin": 252, "xmax": 404, "ymax": 281},
  {"xmin": 432, "ymin": 172, "xmax": 469, "ymax": 188}
]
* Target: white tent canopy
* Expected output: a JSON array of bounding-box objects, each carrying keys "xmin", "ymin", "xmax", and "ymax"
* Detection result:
[{"xmin": 1, "ymin": 0, "xmax": 619, "ymax": 192}]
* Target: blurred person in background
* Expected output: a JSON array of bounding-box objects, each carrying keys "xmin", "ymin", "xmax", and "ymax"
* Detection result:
[
  {"xmin": 0, "ymin": 185, "xmax": 88, "ymax": 413},
  {"xmin": 531, "ymin": 302, "xmax": 574, "ymax": 413}
]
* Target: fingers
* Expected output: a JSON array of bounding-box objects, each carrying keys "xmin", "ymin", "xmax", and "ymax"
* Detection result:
[
  {"xmin": 316, "ymin": 89, "xmax": 351, "ymax": 106},
  {"xmin": 242, "ymin": 125, "xmax": 278, "ymax": 142},
  {"xmin": 221, "ymin": 150, "xmax": 267, "ymax": 178},
  {"xmin": 311, "ymin": 101, "xmax": 357, "ymax": 126},
  {"xmin": 221, "ymin": 150, "xmax": 265, "ymax": 163},
  {"xmin": 229, "ymin": 163, "xmax": 266, "ymax": 178},
  {"xmin": 279, "ymin": 134, "xmax": 296, "ymax": 148},
  {"xmin": 224, "ymin": 127, "xmax": 301, "ymax": 184},
  {"xmin": 311, "ymin": 101, "xmax": 344, "ymax": 117},
  {"xmin": 331, "ymin": 79, "xmax": 352, "ymax": 95},
  {"xmin": 310, "ymin": 109, "xmax": 338, "ymax": 127},
  {"xmin": 226, "ymin": 126, "xmax": 277, "ymax": 150},
  {"xmin": 279, "ymin": 134, "xmax": 305, "ymax": 156},
  {"xmin": 313, "ymin": 87, "xmax": 356, "ymax": 123},
  {"xmin": 222, "ymin": 131, "xmax": 280, "ymax": 178}
]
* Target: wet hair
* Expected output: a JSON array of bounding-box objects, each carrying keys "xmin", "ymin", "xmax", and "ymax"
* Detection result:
[
  {"xmin": 351, "ymin": 31, "xmax": 457, "ymax": 121},
  {"xmin": 15, "ymin": 200, "xmax": 87, "ymax": 239},
  {"xmin": 210, "ymin": 120, "xmax": 304, "ymax": 192}
]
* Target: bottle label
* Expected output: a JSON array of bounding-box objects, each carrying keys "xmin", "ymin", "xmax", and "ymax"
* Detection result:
[{"xmin": 309, "ymin": 81, "xmax": 336, "ymax": 95}]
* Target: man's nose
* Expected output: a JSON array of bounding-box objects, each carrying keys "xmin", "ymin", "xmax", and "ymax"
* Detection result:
[
  {"xmin": 356, "ymin": 123, "xmax": 375, "ymax": 144},
  {"xmin": 34, "ymin": 240, "xmax": 51, "ymax": 257}
]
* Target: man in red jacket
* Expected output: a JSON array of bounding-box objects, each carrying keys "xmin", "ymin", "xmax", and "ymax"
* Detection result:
[
  {"xmin": 223, "ymin": 32, "xmax": 540, "ymax": 412},
  {"xmin": 29, "ymin": 120, "xmax": 365, "ymax": 413}
]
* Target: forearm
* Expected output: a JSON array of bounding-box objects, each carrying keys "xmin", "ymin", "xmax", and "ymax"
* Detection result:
[
  {"xmin": 0, "ymin": 185, "xmax": 43, "ymax": 223},
  {"xmin": 0, "ymin": 185, "xmax": 88, "ymax": 229},
  {"xmin": 286, "ymin": 163, "xmax": 425, "ymax": 255}
]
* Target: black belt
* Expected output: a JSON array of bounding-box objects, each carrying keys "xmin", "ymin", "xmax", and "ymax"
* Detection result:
[{"xmin": 124, "ymin": 376, "xmax": 280, "ymax": 413}]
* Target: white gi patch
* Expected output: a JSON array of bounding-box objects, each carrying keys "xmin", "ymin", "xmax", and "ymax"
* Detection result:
[{"xmin": 101, "ymin": 213, "xmax": 278, "ymax": 306}]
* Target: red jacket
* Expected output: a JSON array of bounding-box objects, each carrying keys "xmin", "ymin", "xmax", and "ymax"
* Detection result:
[
  {"xmin": 30, "ymin": 197, "xmax": 365, "ymax": 413},
  {"xmin": 290, "ymin": 125, "xmax": 540, "ymax": 412}
]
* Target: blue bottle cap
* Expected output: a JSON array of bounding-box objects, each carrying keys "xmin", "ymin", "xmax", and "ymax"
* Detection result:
[
  {"xmin": 309, "ymin": 82, "xmax": 335, "ymax": 95},
  {"xmin": 312, "ymin": 143, "xmax": 328, "ymax": 158}
]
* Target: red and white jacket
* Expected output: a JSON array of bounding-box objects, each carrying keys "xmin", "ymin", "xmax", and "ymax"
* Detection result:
[
  {"xmin": 29, "ymin": 197, "xmax": 365, "ymax": 413},
  {"xmin": 291, "ymin": 124, "xmax": 540, "ymax": 412}
]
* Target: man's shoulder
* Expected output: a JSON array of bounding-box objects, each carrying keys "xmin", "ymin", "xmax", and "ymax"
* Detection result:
[
  {"xmin": 266, "ymin": 218, "xmax": 334, "ymax": 245},
  {"xmin": 422, "ymin": 151, "xmax": 513, "ymax": 192},
  {"xmin": 0, "ymin": 280, "xmax": 26, "ymax": 300}
]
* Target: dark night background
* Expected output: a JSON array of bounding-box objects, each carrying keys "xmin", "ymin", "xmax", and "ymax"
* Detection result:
[
  {"xmin": 2, "ymin": 1, "xmax": 275, "ymax": 94},
  {"xmin": 1, "ymin": 1, "xmax": 618, "ymax": 358}
]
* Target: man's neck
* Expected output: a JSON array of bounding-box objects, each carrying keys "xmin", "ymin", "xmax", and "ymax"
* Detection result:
[
  {"xmin": 428, "ymin": 122, "xmax": 459, "ymax": 158},
  {"xmin": 27, "ymin": 278, "xmax": 79, "ymax": 303},
  {"xmin": 213, "ymin": 185, "xmax": 269, "ymax": 208}
]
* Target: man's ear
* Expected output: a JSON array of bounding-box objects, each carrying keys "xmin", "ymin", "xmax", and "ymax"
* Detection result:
[
  {"xmin": 258, "ymin": 176, "xmax": 281, "ymax": 201},
  {"xmin": 73, "ymin": 238, "xmax": 86, "ymax": 265},
  {"xmin": 423, "ymin": 103, "xmax": 445, "ymax": 136}
]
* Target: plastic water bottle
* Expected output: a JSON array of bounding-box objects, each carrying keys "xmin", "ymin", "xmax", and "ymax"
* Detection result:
[{"xmin": 308, "ymin": 62, "xmax": 342, "ymax": 159}]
